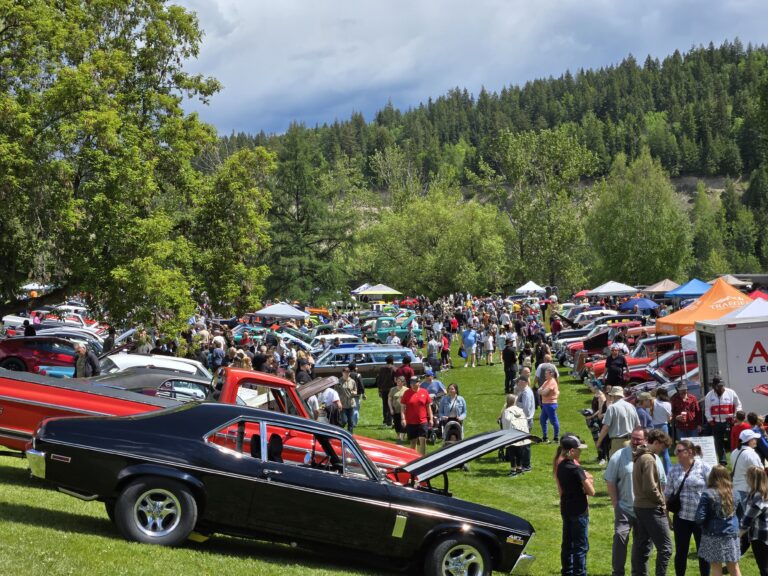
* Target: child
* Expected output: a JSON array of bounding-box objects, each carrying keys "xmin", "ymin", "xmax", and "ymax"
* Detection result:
[{"xmin": 695, "ymin": 466, "xmax": 742, "ymax": 576}]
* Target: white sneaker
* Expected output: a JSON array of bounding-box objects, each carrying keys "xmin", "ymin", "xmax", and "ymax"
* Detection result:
[{"xmin": 598, "ymin": 459, "xmax": 606, "ymax": 466}]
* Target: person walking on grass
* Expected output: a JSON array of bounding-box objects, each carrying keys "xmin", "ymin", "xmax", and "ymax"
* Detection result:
[
  {"xmin": 539, "ymin": 367, "xmax": 560, "ymax": 443},
  {"xmin": 695, "ymin": 466, "xmax": 742, "ymax": 576},
  {"xmin": 557, "ymin": 435, "xmax": 595, "ymax": 576}
]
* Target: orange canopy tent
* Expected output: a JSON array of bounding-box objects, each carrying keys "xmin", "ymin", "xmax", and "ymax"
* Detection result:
[{"xmin": 656, "ymin": 278, "xmax": 753, "ymax": 336}]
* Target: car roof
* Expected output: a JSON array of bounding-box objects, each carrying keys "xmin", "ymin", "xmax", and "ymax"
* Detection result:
[
  {"xmin": 106, "ymin": 354, "xmax": 211, "ymax": 377},
  {"xmin": 90, "ymin": 368, "xmax": 211, "ymax": 387}
]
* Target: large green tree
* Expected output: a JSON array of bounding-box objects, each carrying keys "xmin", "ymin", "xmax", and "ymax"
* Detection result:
[
  {"xmin": 586, "ymin": 150, "xmax": 692, "ymax": 284},
  {"xmin": 0, "ymin": 0, "xmax": 222, "ymax": 330}
]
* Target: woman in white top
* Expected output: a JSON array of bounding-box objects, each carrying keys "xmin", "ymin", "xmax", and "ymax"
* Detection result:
[{"xmin": 731, "ymin": 429, "xmax": 766, "ymax": 511}]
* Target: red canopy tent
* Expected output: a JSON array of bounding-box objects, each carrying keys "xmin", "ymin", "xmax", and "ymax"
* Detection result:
[
  {"xmin": 748, "ymin": 289, "xmax": 768, "ymax": 300},
  {"xmin": 573, "ymin": 289, "xmax": 589, "ymax": 298}
]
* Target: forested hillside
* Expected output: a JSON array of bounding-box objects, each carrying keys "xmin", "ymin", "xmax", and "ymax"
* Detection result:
[
  {"xmin": 2, "ymin": 1, "xmax": 767, "ymax": 329},
  {"xmin": 207, "ymin": 40, "xmax": 768, "ymax": 299}
]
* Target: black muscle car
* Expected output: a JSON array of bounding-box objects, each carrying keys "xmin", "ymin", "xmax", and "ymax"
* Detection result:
[{"xmin": 27, "ymin": 403, "xmax": 535, "ymax": 575}]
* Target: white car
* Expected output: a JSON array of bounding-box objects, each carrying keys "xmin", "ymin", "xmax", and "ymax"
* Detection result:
[
  {"xmin": 100, "ymin": 353, "xmax": 212, "ymax": 380},
  {"xmin": 310, "ymin": 333, "xmax": 363, "ymax": 354}
]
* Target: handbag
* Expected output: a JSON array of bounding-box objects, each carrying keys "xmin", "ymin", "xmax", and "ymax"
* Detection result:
[{"xmin": 666, "ymin": 465, "xmax": 693, "ymax": 514}]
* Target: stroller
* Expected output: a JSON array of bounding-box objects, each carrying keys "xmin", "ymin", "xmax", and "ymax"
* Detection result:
[{"xmin": 426, "ymin": 393, "xmax": 465, "ymax": 446}]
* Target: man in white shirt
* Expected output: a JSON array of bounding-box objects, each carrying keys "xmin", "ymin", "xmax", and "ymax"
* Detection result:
[
  {"xmin": 731, "ymin": 429, "xmax": 765, "ymax": 509},
  {"xmin": 704, "ymin": 376, "xmax": 742, "ymax": 465}
]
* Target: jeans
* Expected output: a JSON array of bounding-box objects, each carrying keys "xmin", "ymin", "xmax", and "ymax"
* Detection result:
[
  {"xmin": 353, "ymin": 397, "xmax": 361, "ymax": 427},
  {"xmin": 341, "ymin": 407, "xmax": 355, "ymax": 433},
  {"xmin": 672, "ymin": 515, "xmax": 709, "ymax": 576},
  {"xmin": 540, "ymin": 403, "xmax": 560, "ymax": 440},
  {"xmin": 561, "ymin": 512, "xmax": 589, "ymax": 576},
  {"xmin": 504, "ymin": 366, "xmax": 517, "ymax": 393},
  {"xmin": 675, "ymin": 427, "xmax": 699, "ymax": 441},
  {"xmin": 612, "ymin": 506, "xmax": 635, "ymax": 576},
  {"xmin": 632, "ymin": 507, "xmax": 672, "ymax": 576}
]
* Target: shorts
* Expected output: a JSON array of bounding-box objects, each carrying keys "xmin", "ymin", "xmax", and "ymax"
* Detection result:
[
  {"xmin": 393, "ymin": 414, "xmax": 405, "ymax": 433},
  {"xmin": 406, "ymin": 423, "xmax": 429, "ymax": 440}
]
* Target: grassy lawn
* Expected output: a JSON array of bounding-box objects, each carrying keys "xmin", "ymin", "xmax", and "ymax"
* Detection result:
[{"xmin": 0, "ymin": 352, "xmax": 761, "ymax": 575}]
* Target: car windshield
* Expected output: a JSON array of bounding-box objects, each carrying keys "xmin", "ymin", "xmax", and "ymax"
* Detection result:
[{"xmin": 100, "ymin": 357, "xmax": 119, "ymax": 373}]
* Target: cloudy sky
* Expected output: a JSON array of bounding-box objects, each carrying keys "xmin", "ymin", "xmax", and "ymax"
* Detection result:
[{"xmin": 178, "ymin": 0, "xmax": 768, "ymax": 135}]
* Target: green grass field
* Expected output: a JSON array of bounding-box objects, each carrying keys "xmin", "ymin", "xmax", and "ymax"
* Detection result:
[{"xmin": 0, "ymin": 353, "xmax": 761, "ymax": 575}]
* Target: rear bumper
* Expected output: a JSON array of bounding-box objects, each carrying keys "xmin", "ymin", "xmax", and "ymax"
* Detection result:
[
  {"xmin": 511, "ymin": 553, "xmax": 535, "ymax": 574},
  {"xmin": 26, "ymin": 449, "xmax": 46, "ymax": 479}
]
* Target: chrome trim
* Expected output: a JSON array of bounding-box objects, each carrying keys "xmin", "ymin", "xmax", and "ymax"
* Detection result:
[
  {"xmin": 41, "ymin": 438, "xmax": 531, "ymax": 536},
  {"xmin": 0, "ymin": 396, "xmax": 109, "ymax": 417},
  {"xmin": 59, "ymin": 487, "xmax": 99, "ymax": 501},
  {"xmin": 26, "ymin": 449, "xmax": 46, "ymax": 479},
  {"xmin": 511, "ymin": 553, "xmax": 535, "ymax": 575},
  {"xmin": 0, "ymin": 427, "xmax": 32, "ymax": 440}
]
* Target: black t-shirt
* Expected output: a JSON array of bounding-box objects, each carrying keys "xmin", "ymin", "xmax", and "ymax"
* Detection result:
[
  {"xmin": 604, "ymin": 354, "xmax": 627, "ymax": 386},
  {"xmin": 557, "ymin": 458, "xmax": 588, "ymax": 517}
]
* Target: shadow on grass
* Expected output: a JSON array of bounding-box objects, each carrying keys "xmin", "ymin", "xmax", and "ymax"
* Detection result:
[
  {"xmin": 0, "ymin": 501, "xmax": 397, "ymax": 575},
  {"xmin": 0, "ymin": 462, "xmax": 50, "ymax": 489}
]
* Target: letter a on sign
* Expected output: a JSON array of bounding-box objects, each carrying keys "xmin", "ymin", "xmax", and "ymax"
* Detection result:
[{"xmin": 748, "ymin": 341, "xmax": 768, "ymax": 364}]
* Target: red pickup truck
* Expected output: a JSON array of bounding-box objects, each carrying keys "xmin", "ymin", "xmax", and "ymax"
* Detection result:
[{"xmin": 0, "ymin": 367, "xmax": 418, "ymax": 472}]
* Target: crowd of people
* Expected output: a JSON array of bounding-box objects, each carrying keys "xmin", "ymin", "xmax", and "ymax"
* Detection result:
[{"xmin": 98, "ymin": 290, "xmax": 768, "ymax": 576}]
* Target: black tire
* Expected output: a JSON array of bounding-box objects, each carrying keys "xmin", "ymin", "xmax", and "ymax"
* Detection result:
[
  {"xmin": 424, "ymin": 534, "xmax": 491, "ymax": 576},
  {"xmin": 1, "ymin": 357, "xmax": 27, "ymax": 371},
  {"xmin": 114, "ymin": 477, "xmax": 197, "ymax": 546},
  {"xmin": 104, "ymin": 500, "xmax": 116, "ymax": 523}
]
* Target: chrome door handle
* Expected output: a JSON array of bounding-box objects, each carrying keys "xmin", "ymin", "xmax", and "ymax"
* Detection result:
[{"xmin": 262, "ymin": 469, "xmax": 282, "ymax": 476}]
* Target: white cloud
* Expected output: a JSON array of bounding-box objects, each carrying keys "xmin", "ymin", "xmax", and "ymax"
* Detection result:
[{"xmin": 177, "ymin": 0, "xmax": 768, "ymax": 134}]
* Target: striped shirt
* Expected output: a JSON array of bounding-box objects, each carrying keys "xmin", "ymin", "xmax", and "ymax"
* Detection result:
[{"xmin": 741, "ymin": 492, "xmax": 768, "ymax": 545}]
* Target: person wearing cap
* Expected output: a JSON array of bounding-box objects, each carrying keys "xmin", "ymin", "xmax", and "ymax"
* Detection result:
[
  {"xmin": 597, "ymin": 386, "xmax": 641, "ymax": 457},
  {"xmin": 704, "ymin": 376, "xmax": 742, "ymax": 465},
  {"xmin": 419, "ymin": 369, "xmax": 446, "ymax": 398},
  {"xmin": 296, "ymin": 359, "xmax": 312, "ymax": 386},
  {"xmin": 604, "ymin": 344, "xmax": 629, "ymax": 388},
  {"xmin": 376, "ymin": 355, "xmax": 397, "ymax": 426},
  {"xmin": 731, "ymin": 428, "xmax": 766, "ymax": 511},
  {"xmin": 635, "ymin": 392, "xmax": 653, "ymax": 429},
  {"xmin": 557, "ymin": 434, "xmax": 595, "ymax": 576},
  {"xmin": 631, "ymin": 428, "xmax": 672, "ymax": 576},
  {"xmin": 515, "ymin": 375, "xmax": 536, "ymax": 434},
  {"xmin": 461, "ymin": 323, "xmax": 478, "ymax": 368},
  {"xmin": 671, "ymin": 380, "xmax": 701, "ymax": 440},
  {"xmin": 401, "ymin": 375, "xmax": 433, "ymax": 455}
]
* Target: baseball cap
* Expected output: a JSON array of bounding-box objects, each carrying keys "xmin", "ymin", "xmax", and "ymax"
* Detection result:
[
  {"xmin": 409, "ymin": 376, "xmax": 419, "ymax": 384},
  {"xmin": 713, "ymin": 376, "xmax": 725, "ymax": 387},
  {"xmin": 424, "ymin": 368, "xmax": 434, "ymax": 376},
  {"xmin": 560, "ymin": 434, "xmax": 588, "ymax": 450},
  {"xmin": 739, "ymin": 429, "xmax": 761, "ymax": 444},
  {"xmin": 677, "ymin": 381, "xmax": 688, "ymax": 391},
  {"xmin": 637, "ymin": 392, "xmax": 652, "ymax": 402},
  {"xmin": 610, "ymin": 343, "xmax": 621, "ymax": 351}
]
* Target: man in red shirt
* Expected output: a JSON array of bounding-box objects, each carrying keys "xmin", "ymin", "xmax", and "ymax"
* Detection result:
[
  {"xmin": 670, "ymin": 381, "xmax": 701, "ymax": 440},
  {"xmin": 401, "ymin": 376, "xmax": 433, "ymax": 455}
]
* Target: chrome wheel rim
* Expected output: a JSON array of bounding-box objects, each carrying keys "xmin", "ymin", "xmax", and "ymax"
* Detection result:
[
  {"xmin": 133, "ymin": 488, "xmax": 181, "ymax": 537},
  {"xmin": 441, "ymin": 543, "xmax": 485, "ymax": 576}
]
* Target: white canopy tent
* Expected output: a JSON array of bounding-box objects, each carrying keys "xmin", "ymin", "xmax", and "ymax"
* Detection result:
[
  {"xmin": 707, "ymin": 274, "xmax": 751, "ymax": 288},
  {"xmin": 356, "ymin": 283, "xmax": 402, "ymax": 296},
  {"xmin": 350, "ymin": 283, "xmax": 372, "ymax": 295},
  {"xmin": 253, "ymin": 302, "xmax": 309, "ymax": 320},
  {"xmin": 586, "ymin": 281, "xmax": 637, "ymax": 297},
  {"xmin": 515, "ymin": 281, "xmax": 546, "ymax": 294}
]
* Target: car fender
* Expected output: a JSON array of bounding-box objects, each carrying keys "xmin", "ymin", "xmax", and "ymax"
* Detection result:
[
  {"xmin": 420, "ymin": 521, "xmax": 502, "ymax": 564},
  {"xmin": 115, "ymin": 463, "xmax": 206, "ymax": 505}
]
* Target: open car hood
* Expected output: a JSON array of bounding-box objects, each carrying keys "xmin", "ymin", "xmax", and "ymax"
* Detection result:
[
  {"xmin": 395, "ymin": 429, "xmax": 539, "ymax": 483},
  {"xmin": 297, "ymin": 376, "xmax": 339, "ymax": 401}
]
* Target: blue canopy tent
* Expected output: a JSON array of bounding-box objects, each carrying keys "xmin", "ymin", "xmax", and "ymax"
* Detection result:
[
  {"xmin": 664, "ymin": 278, "xmax": 711, "ymax": 299},
  {"xmin": 618, "ymin": 297, "xmax": 659, "ymax": 312}
]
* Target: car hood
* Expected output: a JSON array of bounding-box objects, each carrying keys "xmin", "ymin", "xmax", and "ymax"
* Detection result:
[{"xmin": 396, "ymin": 429, "xmax": 538, "ymax": 482}]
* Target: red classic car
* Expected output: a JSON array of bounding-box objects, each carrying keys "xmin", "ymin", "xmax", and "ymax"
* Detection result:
[
  {"xmin": 0, "ymin": 336, "xmax": 86, "ymax": 372},
  {"xmin": 623, "ymin": 349, "xmax": 699, "ymax": 385},
  {"xmin": 585, "ymin": 335, "xmax": 681, "ymax": 379}
]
